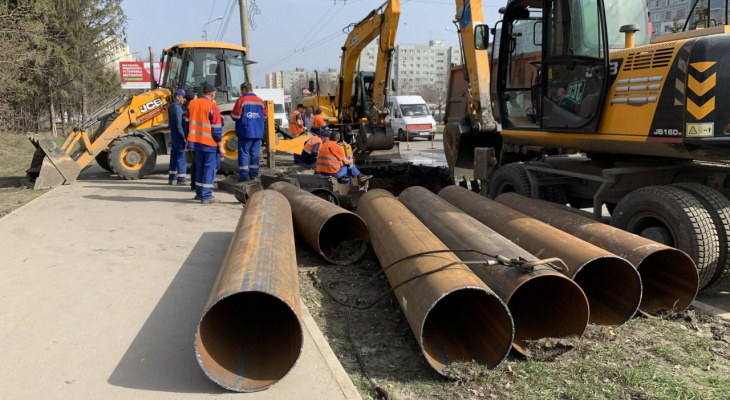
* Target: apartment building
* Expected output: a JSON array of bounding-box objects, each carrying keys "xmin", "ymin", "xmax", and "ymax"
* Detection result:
[{"xmin": 647, "ymin": 0, "xmax": 728, "ymax": 38}]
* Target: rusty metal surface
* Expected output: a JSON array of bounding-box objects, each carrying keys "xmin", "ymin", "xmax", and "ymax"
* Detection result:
[
  {"xmin": 495, "ymin": 192, "xmax": 698, "ymax": 314},
  {"xmin": 195, "ymin": 190, "xmax": 303, "ymax": 392},
  {"xmin": 357, "ymin": 189, "xmax": 514, "ymax": 373},
  {"xmin": 269, "ymin": 181, "xmax": 368, "ymax": 265},
  {"xmin": 439, "ymin": 185, "xmax": 642, "ymax": 327},
  {"xmin": 398, "ymin": 187, "xmax": 589, "ymax": 355}
]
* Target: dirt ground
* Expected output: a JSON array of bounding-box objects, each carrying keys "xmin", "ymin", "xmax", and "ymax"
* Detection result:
[
  {"xmin": 297, "ymin": 241, "xmax": 730, "ymax": 399},
  {"xmin": 3, "ymin": 131, "xmax": 730, "ymax": 399}
]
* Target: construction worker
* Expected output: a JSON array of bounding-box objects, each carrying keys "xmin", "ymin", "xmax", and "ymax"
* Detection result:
[
  {"xmin": 186, "ymin": 83, "xmax": 225, "ymax": 204},
  {"xmin": 184, "ymin": 89, "xmax": 197, "ymax": 191},
  {"xmin": 300, "ymin": 127, "xmax": 328, "ymax": 167},
  {"xmin": 289, "ymin": 103, "xmax": 306, "ymax": 135},
  {"xmin": 316, "ymin": 130, "xmax": 371, "ymax": 185},
  {"xmin": 290, "ymin": 104, "xmax": 306, "ymax": 164},
  {"xmin": 231, "ymin": 82, "xmax": 267, "ymax": 181},
  {"xmin": 311, "ymin": 108, "xmax": 326, "ymax": 134},
  {"xmin": 168, "ymin": 89, "xmax": 188, "ymax": 185},
  {"xmin": 303, "ymin": 106, "xmax": 314, "ymax": 130}
]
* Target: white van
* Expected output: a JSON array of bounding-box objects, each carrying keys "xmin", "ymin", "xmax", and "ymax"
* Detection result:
[
  {"xmin": 386, "ymin": 95, "xmax": 437, "ymax": 141},
  {"xmin": 255, "ymin": 88, "xmax": 288, "ymax": 128}
]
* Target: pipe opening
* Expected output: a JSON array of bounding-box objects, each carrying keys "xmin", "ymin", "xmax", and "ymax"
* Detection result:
[
  {"xmin": 195, "ymin": 292, "xmax": 303, "ymax": 392},
  {"xmin": 508, "ymin": 275, "xmax": 589, "ymax": 354},
  {"xmin": 637, "ymin": 249, "xmax": 698, "ymax": 314},
  {"xmin": 421, "ymin": 288, "xmax": 513, "ymax": 372},
  {"xmin": 319, "ymin": 213, "xmax": 369, "ymax": 265},
  {"xmin": 573, "ymin": 257, "xmax": 642, "ymax": 326}
]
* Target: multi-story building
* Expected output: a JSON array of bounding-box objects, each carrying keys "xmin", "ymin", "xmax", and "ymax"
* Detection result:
[
  {"xmin": 647, "ymin": 0, "xmax": 728, "ymax": 39},
  {"xmin": 266, "ymin": 40, "xmax": 461, "ymax": 96}
]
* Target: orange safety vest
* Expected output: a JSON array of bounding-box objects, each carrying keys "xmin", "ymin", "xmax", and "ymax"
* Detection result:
[
  {"xmin": 316, "ymin": 140, "xmax": 344, "ymax": 174},
  {"xmin": 186, "ymin": 97, "xmax": 221, "ymax": 147},
  {"xmin": 302, "ymin": 135, "xmax": 323, "ymax": 155},
  {"xmin": 289, "ymin": 110, "xmax": 305, "ymax": 135},
  {"xmin": 312, "ymin": 114, "xmax": 325, "ymax": 129}
]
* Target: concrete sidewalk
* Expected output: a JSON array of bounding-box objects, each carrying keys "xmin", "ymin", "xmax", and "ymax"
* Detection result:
[{"xmin": 0, "ymin": 165, "xmax": 360, "ymax": 400}]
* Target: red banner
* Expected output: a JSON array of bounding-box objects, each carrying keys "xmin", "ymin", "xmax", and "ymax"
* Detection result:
[{"xmin": 119, "ymin": 62, "xmax": 165, "ymax": 89}]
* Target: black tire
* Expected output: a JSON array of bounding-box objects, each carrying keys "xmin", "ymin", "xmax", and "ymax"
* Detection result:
[
  {"xmin": 672, "ymin": 183, "xmax": 730, "ymax": 289},
  {"xmin": 527, "ymin": 161, "xmax": 568, "ymax": 205},
  {"xmin": 310, "ymin": 188, "xmax": 340, "ymax": 206},
  {"xmin": 398, "ymin": 129, "xmax": 406, "ymax": 142},
  {"xmin": 488, "ymin": 163, "xmax": 531, "ymax": 199},
  {"xmin": 95, "ymin": 151, "xmax": 112, "ymax": 172},
  {"xmin": 219, "ymin": 114, "xmax": 239, "ymax": 175},
  {"xmin": 108, "ymin": 136, "xmax": 157, "ymax": 180},
  {"xmin": 611, "ymin": 186, "xmax": 720, "ymax": 289}
]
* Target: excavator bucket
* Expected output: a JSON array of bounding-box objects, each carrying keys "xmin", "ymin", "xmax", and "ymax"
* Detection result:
[
  {"xmin": 25, "ymin": 134, "xmax": 81, "ymax": 190},
  {"xmin": 354, "ymin": 123, "xmax": 400, "ymax": 163}
]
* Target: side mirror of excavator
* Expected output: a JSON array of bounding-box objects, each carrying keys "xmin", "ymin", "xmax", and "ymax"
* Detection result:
[
  {"xmin": 533, "ymin": 21, "xmax": 542, "ymax": 46},
  {"xmin": 308, "ymin": 80, "xmax": 315, "ymax": 93},
  {"xmin": 474, "ymin": 24, "xmax": 490, "ymax": 50}
]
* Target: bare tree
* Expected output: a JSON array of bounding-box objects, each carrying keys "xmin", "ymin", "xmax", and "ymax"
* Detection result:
[{"xmin": 420, "ymin": 73, "xmax": 448, "ymax": 118}]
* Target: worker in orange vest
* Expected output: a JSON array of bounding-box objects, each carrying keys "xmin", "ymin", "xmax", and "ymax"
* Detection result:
[
  {"xmin": 290, "ymin": 103, "xmax": 306, "ymax": 164},
  {"xmin": 185, "ymin": 83, "xmax": 225, "ymax": 204},
  {"xmin": 311, "ymin": 108, "xmax": 326, "ymax": 134},
  {"xmin": 315, "ymin": 130, "xmax": 371, "ymax": 185},
  {"xmin": 300, "ymin": 127, "xmax": 329, "ymax": 166}
]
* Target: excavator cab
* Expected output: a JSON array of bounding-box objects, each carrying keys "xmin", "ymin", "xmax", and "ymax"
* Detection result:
[{"xmin": 492, "ymin": 0, "xmax": 650, "ymax": 134}]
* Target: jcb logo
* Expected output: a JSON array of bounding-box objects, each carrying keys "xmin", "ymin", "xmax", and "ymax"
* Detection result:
[{"xmin": 140, "ymin": 98, "xmax": 163, "ymax": 113}]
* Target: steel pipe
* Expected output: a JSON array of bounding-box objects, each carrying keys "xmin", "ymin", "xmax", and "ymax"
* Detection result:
[
  {"xmin": 269, "ymin": 181, "xmax": 368, "ymax": 265},
  {"xmin": 195, "ymin": 190, "xmax": 303, "ymax": 392},
  {"xmin": 495, "ymin": 192, "xmax": 698, "ymax": 314},
  {"xmin": 399, "ymin": 187, "xmax": 589, "ymax": 355},
  {"xmin": 358, "ymin": 189, "xmax": 514, "ymax": 373},
  {"xmin": 440, "ymin": 185, "xmax": 642, "ymax": 326}
]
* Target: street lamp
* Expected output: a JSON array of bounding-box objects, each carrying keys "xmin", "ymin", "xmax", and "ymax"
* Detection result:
[{"xmin": 202, "ymin": 16, "xmax": 224, "ymax": 41}]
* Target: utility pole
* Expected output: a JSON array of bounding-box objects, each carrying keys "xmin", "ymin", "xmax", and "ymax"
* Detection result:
[{"xmin": 239, "ymin": 0, "xmax": 254, "ymax": 81}]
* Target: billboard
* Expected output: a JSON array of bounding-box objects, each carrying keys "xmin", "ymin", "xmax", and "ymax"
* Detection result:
[{"xmin": 119, "ymin": 62, "xmax": 165, "ymax": 90}]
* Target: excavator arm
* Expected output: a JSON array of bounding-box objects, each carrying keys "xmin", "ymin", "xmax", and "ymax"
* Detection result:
[
  {"xmin": 443, "ymin": 0, "xmax": 499, "ymax": 177},
  {"xmin": 336, "ymin": 0, "xmax": 401, "ymax": 126}
]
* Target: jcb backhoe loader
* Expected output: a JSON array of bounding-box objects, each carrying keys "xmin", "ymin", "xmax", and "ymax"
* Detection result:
[
  {"xmin": 27, "ymin": 41, "xmax": 253, "ymax": 189},
  {"xmin": 303, "ymin": 0, "xmax": 401, "ymax": 155},
  {"xmin": 445, "ymin": 0, "xmax": 730, "ymax": 290}
]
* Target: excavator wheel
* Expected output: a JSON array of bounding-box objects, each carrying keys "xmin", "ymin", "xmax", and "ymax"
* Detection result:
[
  {"xmin": 218, "ymin": 115, "xmax": 238, "ymax": 175},
  {"xmin": 488, "ymin": 163, "xmax": 531, "ymax": 199},
  {"xmin": 95, "ymin": 151, "xmax": 113, "ymax": 172},
  {"xmin": 611, "ymin": 185, "xmax": 720, "ymax": 290},
  {"xmin": 108, "ymin": 136, "xmax": 157, "ymax": 180}
]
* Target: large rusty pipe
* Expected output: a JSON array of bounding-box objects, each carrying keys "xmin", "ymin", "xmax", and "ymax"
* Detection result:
[
  {"xmin": 495, "ymin": 192, "xmax": 698, "ymax": 314},
  {"xmin": 440, "ymin": 185, "xmax": 642, "ymax": 326},
  {"xmin": 195, "ymin": 190, "xmax": 303, "ymax": 392},
  {"xmin": 269, "ymin": 181, "xmax": 368, "ymax": 265},
  {"xmin": 399, "ymin": 187, "xmax": 589, "ymax": 355},
  {"xmin": 358, "ymin": 189, "xmax": 514, "ymax": 372}
]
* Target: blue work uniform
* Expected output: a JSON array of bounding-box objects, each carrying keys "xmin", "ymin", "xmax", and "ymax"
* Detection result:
[
  {"xmin": 231, "ymin": 92, "xmax": 267, "ymax": 180},
  {"xmin": 168, "ymin": 101, "xmax": 187, "ymax": 183}
]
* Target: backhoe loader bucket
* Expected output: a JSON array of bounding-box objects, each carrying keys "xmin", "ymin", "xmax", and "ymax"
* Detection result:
[{"xmin": 25, "ymin": 134, "xmax": 81, "ymax": 190}]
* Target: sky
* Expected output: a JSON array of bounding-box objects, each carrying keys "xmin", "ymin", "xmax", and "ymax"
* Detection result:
[{"xmin": 122, "ymin": 0, "xmax": 504, "ymax": 87}]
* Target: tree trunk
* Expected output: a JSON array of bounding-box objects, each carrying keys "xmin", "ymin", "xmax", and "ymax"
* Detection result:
[
  {"xmin": 48, "ymin": 79, "xmax": 57, "ymax": 137},
  {"xmin": 81, "ymin": 75, "xmax": 89, "ymax": 121},
  {"xmin": 60, "ymin": 103, "xmax": 66, "ymax": 136}
]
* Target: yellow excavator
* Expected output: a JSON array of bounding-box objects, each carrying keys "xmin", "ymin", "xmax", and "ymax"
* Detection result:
[
  {"xmin": 303, "ymin": 0, "xmax": 401, "ymax": 153},
  {"xmin": 27, "ymin": 41, "xmax": 271, "ymax": 189},
  {"xmin": 446, "ymin": 0, "xmax": 730, "ymax": 289}
]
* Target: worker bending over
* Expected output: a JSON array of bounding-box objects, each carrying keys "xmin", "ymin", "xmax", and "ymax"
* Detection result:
[
  {"xmin": 315, "ymin": 130, "xmax": 371, "ymax": 185},
  {"xmin": 300, "ymin": 127, "xmax": 329, "ymax": 167},
  {"xmin": 311, "ymin": 108, "xmax": 326, "ymax": 134},
  {"xmin": 186, "ymin": 83, "xmax": 225, "ymax": 204},
  {"xmin": 231, "ymin": 82, "xmax": 267, "ymax": 181},
  {"xmin": 290, "ymin": 103, "xmax": 306, "ymax": 164}
]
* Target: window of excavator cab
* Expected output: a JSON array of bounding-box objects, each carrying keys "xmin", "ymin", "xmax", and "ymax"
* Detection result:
[
  {"xmin": 547, "ymin": 0, "xmax": 604, "ymax": 58},
  {"xmin": 183, "ymin": 49, "xmax": 222, "ymax": 98},
  {"xmin": 225, "ymin": 50, "xmax": 248, "ymax": 101},
  {"xmin": 164, "ymin": 52, "xmax": 184, "ymax": 90},
  {"xmin": 605, "ymin": 0, "xmax": 649, "ymax": 48}
]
